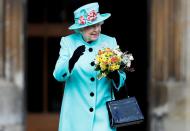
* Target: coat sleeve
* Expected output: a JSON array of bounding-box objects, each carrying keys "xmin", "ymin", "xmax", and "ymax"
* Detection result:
[
  {"xmin": 111, "ymin": 37, "xmax": 127, "ymax": 90},
  {"xmin": 53, "ymin": 37, "xmax": 71, "ymax": 82}
]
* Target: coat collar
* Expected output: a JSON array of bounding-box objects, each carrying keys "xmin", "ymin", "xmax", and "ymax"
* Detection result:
[{"xmin": 77, "ymin": 33, "xmax": 100, "ymax": 47}]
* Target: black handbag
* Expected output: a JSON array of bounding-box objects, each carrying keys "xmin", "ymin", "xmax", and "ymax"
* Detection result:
[{"xmin": 106, "ymin": 84, "xmax": 144, "ymax": 128}]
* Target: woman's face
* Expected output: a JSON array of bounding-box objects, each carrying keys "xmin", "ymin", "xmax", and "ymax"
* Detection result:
[{"xmin": 80, "ymin": 22, "xmax": 104, "ymax": 42}]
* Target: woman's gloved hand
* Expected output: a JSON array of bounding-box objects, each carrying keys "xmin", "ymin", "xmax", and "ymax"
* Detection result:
[
  {"xmin": 69, "ymin": 45, "xmax": 85, "ymax": 73},
  {"xmin": 107, "ymin": 70, "xmax": 120, "ymax": 87}
]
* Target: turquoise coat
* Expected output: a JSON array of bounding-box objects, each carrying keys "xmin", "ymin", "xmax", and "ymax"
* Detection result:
[{"xmin": 53, "ymin": 33, "xmax": 126, "ymax": 131}]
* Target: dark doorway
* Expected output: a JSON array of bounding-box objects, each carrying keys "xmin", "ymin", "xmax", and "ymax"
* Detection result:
[
  {"xmin": 26, "ymin": 0, "xmax": 149, "ymax": 131},
  {"xmin": 26, "ymin": 0, "xmax": 73, "ymax": 130}
]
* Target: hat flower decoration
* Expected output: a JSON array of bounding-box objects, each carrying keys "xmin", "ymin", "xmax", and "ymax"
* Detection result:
[
  {"xmin": 69, "ymin": 2, "xmax": 111, "ymax": 30},
  {"xmin": 87, "ymin": 10, "xmax": 97, "ymax": 21},
  {"xmin": 78, "ymin": 10, "xmax": 97, "ymax": 25},
  {"xmin": 78, "ymin": 16, "xmax": 86, "ymax": 25}
]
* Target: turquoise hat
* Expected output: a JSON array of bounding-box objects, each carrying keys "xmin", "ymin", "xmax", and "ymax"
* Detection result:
[{"xmin": 69, "ymin": 2, "xmax": 111, "ymax": 30}]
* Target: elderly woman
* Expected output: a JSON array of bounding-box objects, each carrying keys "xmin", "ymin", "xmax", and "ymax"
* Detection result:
[{"xmin": 53, "ymin": 2, "xmax": 126, "ymax": 131}]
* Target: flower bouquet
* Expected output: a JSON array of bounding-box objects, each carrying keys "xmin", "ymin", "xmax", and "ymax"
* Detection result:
[{"xmin": 94, "ymin": 47, "xmax": 134, "ymax": 80}]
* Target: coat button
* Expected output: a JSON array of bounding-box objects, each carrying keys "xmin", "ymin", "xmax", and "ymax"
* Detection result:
[
  {"xmin": 90, "ymin": 61, "xmax": 95, "ymax": 66},
  {"xmin": 90, "ymin": 77, "xmax": 95, "ymax": 81},
  {"xmin": 89, "ymin": 107, "xmax": 94, "ymax": 112},
  {"xmin": 90, "ymin": 92, "xmax": 94, "ymax": 97},
  {"xmin": 89, "ymin": 48, "xmax": 93, "ymax": 52},
  {"xmin": 62, "ymin": 73, "xmax": 67, "ymax": 77}
]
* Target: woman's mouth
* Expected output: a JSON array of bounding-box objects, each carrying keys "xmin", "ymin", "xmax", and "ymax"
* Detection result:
[{"xmin": 91, "ymin": 33, "xmax": 99, "ymax": 38}]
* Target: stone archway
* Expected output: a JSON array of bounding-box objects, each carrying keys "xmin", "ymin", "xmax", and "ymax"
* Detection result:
[{"xmin": 1, "ymin": 0, "xmax": 190, "ymax": 131}]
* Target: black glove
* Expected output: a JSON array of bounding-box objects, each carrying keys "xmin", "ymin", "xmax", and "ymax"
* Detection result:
[
  {"xmin": 107, "ymin": 70, "xmax": 120, "ymax": 87},
  {"xmin": 69, "ymin": 45, "xmax": 85, "ymax": 73}
]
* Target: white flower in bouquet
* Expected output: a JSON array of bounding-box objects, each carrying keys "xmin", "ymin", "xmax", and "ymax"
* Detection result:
[{"xmin": 122, "ymin": 52, "xmax": 134, "ymax": 68}]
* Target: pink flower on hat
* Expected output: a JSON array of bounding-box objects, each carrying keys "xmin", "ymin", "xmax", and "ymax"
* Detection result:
[
  {"xmin": 87, "ymin": 10, "xmax": 97, "ymax": 22},
  {"xmin": 78, "ymin": 16, "xmax": 86, "ymax": 25}
]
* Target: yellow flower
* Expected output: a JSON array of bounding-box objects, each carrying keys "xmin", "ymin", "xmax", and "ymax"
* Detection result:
[
  {"xmin": 100, "ymin": 63, "xmax": 107, "ymax": 71},
  {"xmin": 109, "ymin": 64, "xmax": 120, "ymax": 71}
]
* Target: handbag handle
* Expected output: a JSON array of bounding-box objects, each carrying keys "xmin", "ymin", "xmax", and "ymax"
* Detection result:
[{"xmin": 112, "ymin": 81, "xmax": 129, "ymax": 100}]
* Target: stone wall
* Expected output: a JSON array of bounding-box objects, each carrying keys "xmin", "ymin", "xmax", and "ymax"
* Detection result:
[
  {"xmin": 0, "ymin": 80, "xmax": 25, "ymax": 131},
  {"xmin": 150, "ymin": 0, "xmax": 190, "ymax": 131},
  {"xmin": 0, "ymin": 0, "xmax": 25, "ymax": 131}
]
